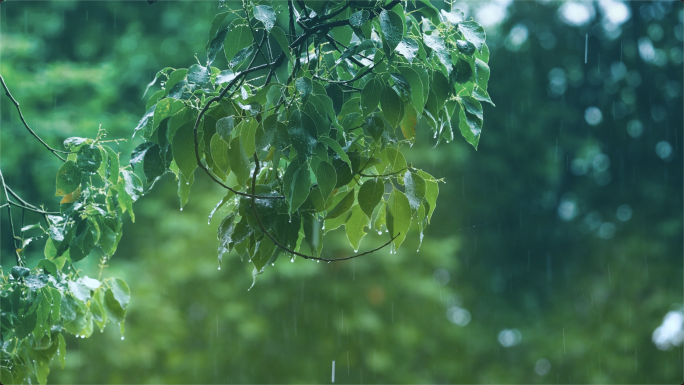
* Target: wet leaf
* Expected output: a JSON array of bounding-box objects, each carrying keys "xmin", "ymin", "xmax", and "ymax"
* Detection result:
[
  {"xmin": 379, "ymin": 10, "xmax": 404, "ymax": 53},
  {"xmin": 380, "ymin": 86, "xmax": 404, "ymax": 128},
  {"xmin": 404, "ymin": 170, "xmax": 426, "ymax": 213},
  {"xmin": 55, "ymin": 161, "xmax": 81, "ymax": 196},
  {"xmin": 254, "ymin": 4, "xmax": 276, "ymax": 31},
  {"xmin": 358, "ymin": 179, "xmax": 384, "ymax": 219},
  {"xmin": 76, "ymin": 145, "xmax": 103, "ymax": 174},
  {"xmin": 270, "ymin": 26, "xmax": 291, "ymax": 59},
  {"xmin": 227, "ymin": 136, "xmax": 251, "ymax": 187},
  {"xmin": 361, "ymin": 78, "xmax": 382, "ymax": 117},
  {"xmin": 316, "ymin": 161, "xmax": 337, "ymax": 206},
  {"xmin": 345, "ymin": 205, "xmax": 370, "ymax": 251},
  {"xmin": 325, "ymin": 189, "xmax": 355, "ymax": 220},
  {"xmin": 287, "ymin": 110, "xmax": 317, "ymax": 159},
  {"xmin": 459, "ymin": 20, "xmax": 486, "ymax": 52},
  {"xmin": 172, "ymin": 121, "xmax": 198, "ymax": 179},
  {"xmin": 386, "ymin": 189, "xmax": 411, "ymax": 251}
]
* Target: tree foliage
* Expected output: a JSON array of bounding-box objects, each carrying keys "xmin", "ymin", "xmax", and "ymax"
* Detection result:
[{"xmin": 0, "ymin": 1, "xmax": 493, "ymax": 383}]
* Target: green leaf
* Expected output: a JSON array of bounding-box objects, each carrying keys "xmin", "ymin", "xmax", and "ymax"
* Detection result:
[
  {"xmin": 153, "ymin": 98, "xmax": 185, "ymax": 133},
  {"xmin": 325, "ymin": 189, "xmax": 355, "ymax": 220},
  {"xmin": 302, "ymin": 212, "xmax": 323, "ymax": 257},
  {"xmin": 415, "ymin": 0, "xmax": 441, "ymax": 24},
  {"xmin": 386, "ymin": 189, "xmax": 411, "ymax": 251},
  {"xmin": 404, "ymin": 170, "xmax": 426, "ymax": 213},
  {"xmin": 227, "ymin": 136, "xmax": 251, "ymax": 187},
  {"xmin": 456, "ymin": 39, "xmax": 475, "ymax": 55},
  {"xmin": 361, "ymin": 78, "xmax": 382, "ymax": 117},
  {"xmin": 286, "ymin": 161, "xmax": 311, "ymax": 214},
  {"xmin": 396, "ymin": 37, "xmax": 419, "ymax": 63},
  {"xmin": 345, "ymin": 205, "xmax": 370, "ymax": 251},
  {"xmin": 104, "ymin": 288, "xmax": 125, "ymax": 325},
  {"xmin": 171, "ymin": 121, "xmax": 198, "ymax": 179},
  {"xmin": 350, "ymin": 10, "xmax": 370, "ymax": 27},
  {"xmin": 210, "ymin": 133, "xmax": 230, "ymax": 178},
  {"xmin": 107, "ymin": 278, "xmax": 130, "ymax": 310},
  {"xmin": 76, "ymin": 145, "xmax": 103, "ymax": 174},
  {"xmin": 382, "ymin": 147, "xmax": 407, "ymax": 173},
  {"xmin": 316, "ymin": 161, "xmax": 337, "ymax": 206},
  {"xmin": 432, "ymin": 71, "xmax": 450, "ymax": 109},
  {"xmin": 253, "ymin": 4, "xmax": 276, "ymax": 31},
  {"xmin": 295, "ymin": 77, "xmax": 313, "ymax": 105},
  {"xmin": 379, "ymin": 10, "xmax": 404, "ymax": 53},
  {"xmin": 287, "ymin": 110, "xmax": 317, "ymax": 159},
  {"xmin": 121, "ymin": 169, "xmax": 143, "ymax": 201},
  {"xmin": 216, "ymin": 116, "xmax": 235, "ymax": 142},
  {"xmin": 363, "ymin": 114, "xmax": 385, "ymax": 142},
  {"xmin": 224, "ymin": 23, "xmax": 253, "ymax": 63},
  {"xmin": 459, "ymin": 20, "xmax": 486, "ymax": 52},
  {"xmin": 207, "ymin": 11, "xmax": 231, "ymax": 49},
  {"xmin": 133, "ymin": 105, "xmax": 156, "ymax": 137},
  {"xmin": 423, "ymin": 33, "xmax": 452, "ymax": 74},
  {"xmin": 416, "ymin": 170, "xmax": 438, "ymax": 223},
  {"xmin": 229, "ymin": 45, "xmax": 255, "ymax": 69},
  {"xmin": 55, "ymin": 161, "xmax": 81, "ymax": 196},
  {"xmin": 216, "ymin": 69, "xmax": 237, "ymax": 86},
  {"xmin": 268, "ymin": 25, "xmax": 291, "ymax": 59},
  {"xmin": 358, "ymin": 179, "xmax": 384, "ymax": 219},
  {"xmin": 142, "ymin": 143, "xmax": 166, "ymax": 185},
  {"xmin": 475, "ymin": 57, "xmax": 491, "ymax": 91},
  {"xmin": 187, "ymin": 64, "xmax": 210, "ymax": 85},
  {"xmin": 102, "ymin": 146, "xmax": 120, "ymax": 185},
  {"xmin": 400, "ymin": 101, "xmax": 418, "ymax": 142},
  {"xmin": 380, "ymin": 86, "xmax": 404, "ymax": 128},
  {"xmin": 240, "ymin": 117, "xmax": 258, "ymax": 157},
  {"xmin": 397, "ymin": 66, "xmax": 424, "ymax": 113}
]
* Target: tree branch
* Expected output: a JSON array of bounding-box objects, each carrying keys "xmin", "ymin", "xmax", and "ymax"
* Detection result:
[
  {"xmin": 0, "ymin": 74, "xmax": 68, "ymax": 162},
  {"xmin": 0, "ymin": 170, "xmax": 23, "ymax": 266}
]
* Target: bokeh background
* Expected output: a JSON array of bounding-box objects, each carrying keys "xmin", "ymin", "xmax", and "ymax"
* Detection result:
[{"xmin": 1, "ymin": 0, "xmax": 682, "ymax": 383}]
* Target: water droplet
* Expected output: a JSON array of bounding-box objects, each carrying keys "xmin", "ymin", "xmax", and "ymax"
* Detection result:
[
  {"xmin": 218, "ymin": 266, "xmax": 221, "ymax": 270},
  {"xmin": 180, "ymin": 208, "xmax": 183, "ymax": 211},
  {"xmin": 377, "ymin": 231, "xmax": 382, "ymax": 235},
  {"xmin": 291, "ymin": 257, "xmax": 294, "ymax": 262},
  {"xmin": 317, "ymin": 260, "xmax": 320, "ymax": 263},
  {"xmin": 121, "ymin": 336, "xmax": 125, "ymax": 340},
  {"xmin": 354, "ymin": 249, "xmax": 358, "ymax": 253}
]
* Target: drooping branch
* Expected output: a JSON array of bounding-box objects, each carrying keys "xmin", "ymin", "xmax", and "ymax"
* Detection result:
[
  {"xmin": 0, "ymin": 74, "xmax": 68, "ymax": 162},
  {"xmin": 249, "ymin": 154, "xmax": 398, "ymax": 263}
]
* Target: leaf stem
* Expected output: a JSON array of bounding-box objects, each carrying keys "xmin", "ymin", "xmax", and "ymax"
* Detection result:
[{"xmin": 0, "ymin": 170, "xmax": 23, "ymax": 266}]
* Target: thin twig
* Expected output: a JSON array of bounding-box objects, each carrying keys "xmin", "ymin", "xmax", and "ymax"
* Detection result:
[
  {"xmin": 0, "ymin": 74, "xmax": 68, "ymax": 162},
  {"xmin": 359, "ymin": 167, "xmax": 408, "ymax": 178},
  {"xmin": 0, "ymin": 170, "xmax": 22, "ymax": 266},
  {"xmin": 6, "ymin": 200, "xmax": 61, "ymax": 215}
]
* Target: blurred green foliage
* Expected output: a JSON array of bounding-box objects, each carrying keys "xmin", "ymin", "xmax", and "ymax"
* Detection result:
[{"xmin": 1, "ymin": 0, "xmax": 682, "ymax": 383}]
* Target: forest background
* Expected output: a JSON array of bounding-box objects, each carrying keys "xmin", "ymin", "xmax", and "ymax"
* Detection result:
[{"xmin": 1, "ymin": 0, "xmax": 682, "ymax": 383}]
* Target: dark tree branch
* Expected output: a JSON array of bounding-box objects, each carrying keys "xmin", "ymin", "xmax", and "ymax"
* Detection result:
[
  {"xmin": 359, "ymin": 167, "xmax": 408, "ymax": 178},
  {"xmin": 0, "ymin": 74, "xmax": 68, "ymax": 162}
]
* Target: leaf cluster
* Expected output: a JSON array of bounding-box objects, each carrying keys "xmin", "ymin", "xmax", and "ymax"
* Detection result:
[{"xmin": 132, "ymin": 0, "xmax": 493, "ymax": 286}]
